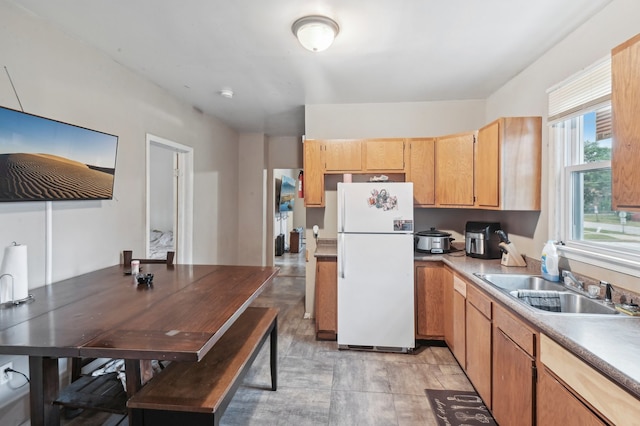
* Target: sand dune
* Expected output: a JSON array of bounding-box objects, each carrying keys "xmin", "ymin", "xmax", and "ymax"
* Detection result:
[{"xmin": 0, "ymin": 153, "xmax": 115, "ymax": 201}]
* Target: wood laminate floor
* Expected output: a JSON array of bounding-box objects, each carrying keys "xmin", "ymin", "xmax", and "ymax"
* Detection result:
[{"xmin": 62, "ymin": 247, "xmax": 474, "ymax": 425}]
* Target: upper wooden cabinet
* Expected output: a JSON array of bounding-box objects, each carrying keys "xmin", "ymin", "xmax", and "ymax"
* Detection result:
[
  {"xmin": 363, "ymin": 139, "xmax": 406, "ymax": 171},
  {"xmin": 324, "ymin": 140, "xmax": 363, "ymax": 172},
  {"xmin": 435, "ymin": 132, "xmax": 475, "ymax": 207},
  {"xmin": 612, "ymin": 33, "xmax": 640, "ymax": 211},
  {"xmin": 303, "ymin": 139, "xmax": 325, "ymax": 207},
  {"xmin": 475, "ymin": 117, "xmax": 541, "ymax": 210},
  {"xmin": 303, "ymin": 118, "xmax": 541, "ymax": 209},
  {"xmin": 308, "ymin": 139, "xmax": 406, "ymax": 174},
  {"xmin": 407, "ymin": 138, "xmax": 436, "ymax": 206}
]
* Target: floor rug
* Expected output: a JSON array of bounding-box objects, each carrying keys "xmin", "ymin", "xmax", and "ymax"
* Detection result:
[{"xmin": 425, "ymin": 389, "xmax": 497, "ymax": 425}]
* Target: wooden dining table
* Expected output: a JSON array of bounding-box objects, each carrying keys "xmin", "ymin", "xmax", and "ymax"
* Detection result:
[{"xmin": 0, "ymin": 263, "xmax": 279, "ymax": 426}]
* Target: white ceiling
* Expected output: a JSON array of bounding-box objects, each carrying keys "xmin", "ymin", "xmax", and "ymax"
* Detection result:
[{"xmin": 9, "ymin": 0, "xmax": 612, "ymax": 136}]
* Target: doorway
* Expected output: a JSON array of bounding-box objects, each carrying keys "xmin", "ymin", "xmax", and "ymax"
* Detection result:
[
  {"xmin": 146, "ymin": 134, "xmax": 194, "ymax": 264},
  {"xmin": 273, "ymin": 169, "xmax": 305, "ymax": 277}
]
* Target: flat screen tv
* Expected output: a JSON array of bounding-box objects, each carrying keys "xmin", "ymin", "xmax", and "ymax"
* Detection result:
[
  {"xmin": 0, "ymin": 106, "xmax": 118, "ymax": 202},
  {"xmin": 278, "ymin": 175, "xmax": 296, "ymax": 212}
]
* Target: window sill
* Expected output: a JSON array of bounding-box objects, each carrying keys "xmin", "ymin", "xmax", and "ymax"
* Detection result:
[{"xmin": 557, "ymin": 243, "xmax": 640, "ymax": 278}]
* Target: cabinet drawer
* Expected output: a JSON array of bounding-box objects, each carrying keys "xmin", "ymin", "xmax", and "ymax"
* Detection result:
[
  {"xmin": 540, "ymin": 334, "xmax": 640, "ymax": 425},
  {"xmin": 453, "ymin": 275, "xmax": 467, "ymax": 297},
  {"xmin": 537, "ymin": 365, "xmax": 606, "ymax": 426},
  {"xmin": 466, "ymin": 284, "xmax": 491, "ymax": 319},
  {"xmin": 494, "ymin": 304, "xmax": 535, "ymax": 356}
]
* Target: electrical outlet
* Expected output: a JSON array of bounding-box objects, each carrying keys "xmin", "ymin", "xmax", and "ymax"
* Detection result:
[{"xmin": 0, "ymin": 362, "xmax": 13, "ymax": 385}]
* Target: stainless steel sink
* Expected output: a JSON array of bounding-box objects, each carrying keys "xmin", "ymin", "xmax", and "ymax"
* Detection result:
[
  {"xmin": 555, "ymin": 292, "xmax": 619, "ymax": 314},
  {"xmin": 474, "ymin": 273, "xmax": 620, "ymax": 315},
  {"xmin": 476, "ymin": 274, "xmax": 565, "ymax": 293}
]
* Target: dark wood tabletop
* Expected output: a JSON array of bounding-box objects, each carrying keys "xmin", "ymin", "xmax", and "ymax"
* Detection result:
[{"xmin": 0, "ymin": 263, "xmax": 279, "ymax": 426}]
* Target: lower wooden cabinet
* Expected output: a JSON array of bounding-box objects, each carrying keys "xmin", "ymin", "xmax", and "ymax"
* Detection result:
[
  {"xmin": 465, "ymin": 284, "xmax": 492, "ymax": 409},
  {"xmin": 451, "ymin": 274, "xmax": 467, "ymax": 367},
  {"xmin": 492, "ymin": 304, "xmax": 536, "ymax": 426},
  {"xmin": 540, "ymin": 333, "xmax": 640, "ymax": 425},
  {"xmin": 443, "ymin": 267, "xmax": 454, "ymax": 349},
  {"xmin": 415, "ymin": 262, "xmax": 444, "ymax": 339},
  {"xmin": 537, "ymin": 365, "xmax": 606, "ymax": 426},
  {"xmin": 445, "ymin": 275, "xmax": 640, "ymax": 426},
  {"xmin": 315, "ymin": 257, "xmax": 337, "ymax": 340}
]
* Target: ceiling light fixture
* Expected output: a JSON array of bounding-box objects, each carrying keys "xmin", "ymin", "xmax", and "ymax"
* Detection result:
[{"xmin": 292, "ymin": 15, "xmax": 339, "ymax": 52}]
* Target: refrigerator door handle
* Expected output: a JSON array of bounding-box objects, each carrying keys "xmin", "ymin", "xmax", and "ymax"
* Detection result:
[{"xmin": 339, "ymin": 233, "xmax": 345, "ymax": 279}]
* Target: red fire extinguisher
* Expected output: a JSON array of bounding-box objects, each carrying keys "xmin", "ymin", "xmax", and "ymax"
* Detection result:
[{"xmin": 298, "ymin": 170, "xmax": 304, "ymax": 198}]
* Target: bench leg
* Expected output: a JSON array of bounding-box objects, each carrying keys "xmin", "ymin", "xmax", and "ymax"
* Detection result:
[{"xmin": 270, "ymin": 318, "xmax": 277, "ymax": 391}]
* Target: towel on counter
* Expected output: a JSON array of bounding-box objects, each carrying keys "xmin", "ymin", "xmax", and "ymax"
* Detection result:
[{"xmin": 515, "ymin": 290, "xmax": 561, "ymax": 312}]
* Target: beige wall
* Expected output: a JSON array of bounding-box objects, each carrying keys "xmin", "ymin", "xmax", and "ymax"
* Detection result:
[
  {"xmin": 237, "ymin": 133, "xmax": 267, "ymax": 266},
  {"xmin": 306, "ymin": 100, "xmax": 486, "ymax": 139},
  {"xmin": 0, "ymin": 1, "xmax": 240, "ymax": 284}
]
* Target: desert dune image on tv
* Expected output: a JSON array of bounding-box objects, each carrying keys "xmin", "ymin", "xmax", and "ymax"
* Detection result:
[{"xmin": 0, "ymin": 106, "xmax": 118, "ymax": 201}]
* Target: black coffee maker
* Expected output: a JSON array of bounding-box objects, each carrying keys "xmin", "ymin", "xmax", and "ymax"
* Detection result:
[{"xmin": 465, "ymin": 222, "xmax": 502, "ymax": 259}]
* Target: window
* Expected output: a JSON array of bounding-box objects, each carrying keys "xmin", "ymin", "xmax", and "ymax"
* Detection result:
[{"xmin": 549, "ymin": 58, "xmax": 640, "ymax": 275}]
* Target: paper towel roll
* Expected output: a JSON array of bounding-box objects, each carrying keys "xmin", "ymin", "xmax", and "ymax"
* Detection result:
[{"xmin": 0, "ymin": 243, "xmax": 29, "ymax": 303}]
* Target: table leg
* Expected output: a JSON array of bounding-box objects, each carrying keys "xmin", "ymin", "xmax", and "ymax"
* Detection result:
[
  {"xmin": 125, "ymin": 359, "xmax": 143, "ymax": 426},
  {"xmin": 28, "ymin": 356, "xmax": 60, "ymax": 426},
  {"xmin": 270, "ymin": 318, "xmax": 278, "ymax": 391}
]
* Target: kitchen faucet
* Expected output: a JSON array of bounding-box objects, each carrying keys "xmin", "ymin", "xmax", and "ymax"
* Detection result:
[
  {"xmin": 600, "ymin": 281, "xmax": 614, "ymax": 303},
  {"xmin": 562, "ymin": 270, "xmax": 584, "ymax": 291}
]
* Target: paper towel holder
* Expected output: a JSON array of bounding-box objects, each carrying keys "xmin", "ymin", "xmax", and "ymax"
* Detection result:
[{"xmin": 0, "ymin": 273, "xmax": 34, "ymax": 308}]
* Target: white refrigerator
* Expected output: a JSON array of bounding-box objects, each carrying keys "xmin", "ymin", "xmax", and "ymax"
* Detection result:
[{"xmin": 337, "ymin": 182, "xmax": 415, "ymax": 352}]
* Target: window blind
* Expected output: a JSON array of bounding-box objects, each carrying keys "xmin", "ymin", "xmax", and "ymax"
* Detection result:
[
  {"xmin": 595, "ymin": 106, "xmax": 612, "ymax": 141},
  {"xmin": 547, "ymin": 57, "xmax": 611, "ymax": 122}
]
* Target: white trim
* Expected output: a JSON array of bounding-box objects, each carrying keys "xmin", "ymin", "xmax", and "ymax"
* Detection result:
[
  {"xmin": 145, "ymin": 134, "xmax": 194, "ymax": 264},
  {"xmin": 557, "ymin": 243, "xmax": 640, "ymax": 278}
]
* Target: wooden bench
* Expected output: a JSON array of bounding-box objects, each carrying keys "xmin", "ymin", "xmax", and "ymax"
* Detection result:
[{"xmin": 127, "ymin": 306, "xmax": 278, "ymax": 426}]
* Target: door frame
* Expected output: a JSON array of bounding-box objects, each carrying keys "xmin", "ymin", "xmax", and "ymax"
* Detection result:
[{"xmin": 145, "ymin": 133, "xmax": 194, "ymax": 264}]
